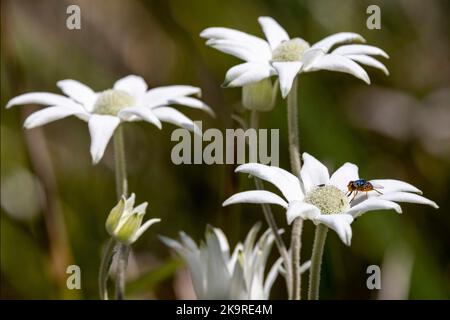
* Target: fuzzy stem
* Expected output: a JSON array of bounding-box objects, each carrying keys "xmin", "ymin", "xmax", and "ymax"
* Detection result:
[
  {"xmin": 113, "ymin": 125, "xmax": 128, "ymax": 199},
  {"xmin": 250, "ymin": 110, "xmax": 293, "ymax": 299},
  {"xmin": 98, "ymin": 125, "xmax": 130, "ymax": 300},
  {"xmin": 287, "ymin": 78, "xmax": 301, "ymax": 178},
  {"xmin": 286, "ymin": 77, "xmax": 305, "ymax": 300},
  {"xmin": 115, "ymin": 243, "xmax": 130, "ymax": 300},
  {"xmin": 308, "ymin": 224, "xmax": 328, "ymax": 300},
  {"xmin": 290, "ymin": 217, "xmax": 303, "ymax": 299},
  {"xmin": 113, "ymin": 125, "xmax": 130, "ymax": 300},
  {"xmin": 98, "ymin": 237, "xmax": 116, "ymax": 300}
]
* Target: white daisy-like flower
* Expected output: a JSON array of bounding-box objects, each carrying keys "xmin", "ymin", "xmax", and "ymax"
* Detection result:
[
  {"xmin": 201, "ymin": 16, "xmax": 389, "ymax": 98},
  {"xmin": 5, "ymin": 75, "xmax": 214, "ymax": 164},
  {"xmin": 223, "ymin": 153, "xmax": 438, "ymax": 246},
  {"xmin": 161, "ymin": 223, "xmax": 283, "ymax": 300}
]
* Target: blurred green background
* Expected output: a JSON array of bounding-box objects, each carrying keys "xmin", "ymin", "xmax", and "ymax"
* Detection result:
[{"xmin": 1, "ymin": 0, "xmax": 449, "ymax": 299}]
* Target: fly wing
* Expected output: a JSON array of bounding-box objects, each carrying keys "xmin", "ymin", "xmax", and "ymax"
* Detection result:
[{"xmin": 369, "ymin": 181, "xmax": 384, "ymax": 189}]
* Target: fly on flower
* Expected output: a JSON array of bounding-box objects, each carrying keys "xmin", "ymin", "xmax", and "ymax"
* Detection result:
[{"xmin": 347, "ymin": 179, "xmax": 383, "ymax": 202}]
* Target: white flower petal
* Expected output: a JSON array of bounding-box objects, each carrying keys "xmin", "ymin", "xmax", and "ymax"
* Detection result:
[
  {"xmin": 224, "ymin": 62, "xmax": 273, "ymax": 87},
  {"xmin": 377, "ymin": 192, "xmax": 439, "ymax": 209},
  {"xmin": 6, "ymin": 92, "xmax": 81, "ymax": 109},
  {"xmin": 124, "ymin": 193, "xmax": 136, "ymax": 215},
  {"xmin": 258, "ymin": 16, "xmax": 290, "ymax": 50},
  {"xmin": 369, "ymin": 179, "xmax": 422, "ymax": 194},
  {"xmin": 347, "ymin": 198, "xmax": 402, "ymax": 218},
  {"xmin": 299, "ymin": 260, "xmax": 311, "ymax": 274},
  {"xmin": 311, "ymin": 32, "xmax": 366, "ymax": 53},
  {"xmin": 118, "ymin": 106, "xmax": 162, "ymax": 129},
  {"xmin": 200, "ymin": 27, "xmax": 271, "ymax": 56},
  {"xmin": 132, "ymin": 202, "xmax": 148, "ymax": 215},
  {"xmin": 305, "ymin": 53, "xmax": 370, "ymax": 84},
  {"xmin": 168, "ymin": 97, "xmax": 215, "ymax": 117},
  {"xmin": 314, "ymin": 214, "xmax": 353, "ymax": 246},
  {"xmin": 272, "ymin": 61, "xmax": 303, "ymax": 98},
  {"xmin": 23, "ymin": 106, "xmax": 89, "ymax": 129},
  {"xmin": 332, "ymin": 44, "xmax": 389, "ymax": 58},
  {"xmin": 210, "ymin": 227, "xmax": 231, "ymax": 255},
  {"xmin": 243, "ymin": 223, "xmax": 262, "ymax": 261},
  {"xmin": 161, "ymin": 233, "xmax": 206, "ymax": 298},
  {"xmin": 209, "ymin": 43, "xmax": 261, "ymax": 62},
  {"xmin": 345, "ymin": 55, "xmax": 389, "ymax": 75},
  {"xmin": 56, "ymin": 79, "xmax": 96, "ymax": 110},
  {"xmin": 235, "ymin": 163, "xmax": 303, "ymax": 202},
  {"xmin": 144, "ymin": 86, "xmax": 201, "ymax": 107},
  {"xmin": 301, "ymin": 48, "xmax": 325, "ymax": 69},
  {"xmin": 329, "ymin": 163, "xmax": 359, "ymax": 192},
  {"xmin": 131, "ymin": 218, "xmax": 160, "ymax": 243},
  {"xmin": 88, "ymin": 114, "xmax": 120, "ymax": 164},
  {"xmin": 263, "ymin": 257, "xmax": 282, "ymax": 299},
  {"xmin": 300, "ymin": 153, "xmax": 330, "ymax": 192},
  {"xmin": 152, "ymin": 106, "xmax": 201, "ymax": 135},
  {"xmin": 205, "ymin": 228, "xmax": 233, "ymax": 297},
  {"xmin": 222, "ymin": 190, "xmax": 288, "ymax": 208},
  {"xmin": 207, "ymin": 39, "xmax": 270, "ymax": 62},
  {"xmin": 159, "ymin": 235, "xmax": 184, "ymax": 252},
  {"xmin": 286, "ymin": 200, "xmax": 320, "ymax": 224},
  {"xmin": 113, "ymin": 75, "xmax": 148, "ymax": 98}
]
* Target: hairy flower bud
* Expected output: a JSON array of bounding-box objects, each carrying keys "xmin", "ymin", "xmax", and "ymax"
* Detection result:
[
  {"xmin": 242, "ymin": 78, "xmax": 277, "ymax": 112},
  {"xmin": 105, "ymin": 193, "xmax": 160, "ymax": 244}
]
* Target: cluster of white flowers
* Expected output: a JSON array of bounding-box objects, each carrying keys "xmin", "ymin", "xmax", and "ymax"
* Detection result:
[
  {"xmin": 161, "ymin": 223, "xmax": 288, "ymax": 300},
  {"xmin": 5, "ymin": 16, "xmax": 438, "ymax": 300}
]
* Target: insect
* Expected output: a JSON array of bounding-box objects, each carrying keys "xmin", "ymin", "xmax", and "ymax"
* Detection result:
[{"xmin": 347, "ymin": 179, "xmax": 383, "ymax": 202}]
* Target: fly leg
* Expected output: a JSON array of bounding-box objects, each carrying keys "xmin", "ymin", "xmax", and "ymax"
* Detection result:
[{"xmin": 350, "ymin": 190, "xmax": 358, "ymax": 203}]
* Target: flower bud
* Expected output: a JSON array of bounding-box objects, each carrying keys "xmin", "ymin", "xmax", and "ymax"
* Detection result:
[
  {"xmin": 105, "ymin": 197, "xmax": 125, "ymax": 235},
  {"xmin": 105, "ymin": 193, "xmax": 160, "ymax": 244},
  {"xmin": 242, "ymin": 78, "xmax": 277, "ymax": 112}
]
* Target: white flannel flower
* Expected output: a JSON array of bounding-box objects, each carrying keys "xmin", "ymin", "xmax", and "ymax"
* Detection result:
[
  {"xmin": 105, "ymin": 193, "xmax": 160, "ymax": 245},
  {"xmin": 201, "ymin": 16, "xmax": 388, "ymax": 98},
  {"xmin": 6, "ymin": 75, "xmax": 214, "ymax": 164},
  {"xmin": 223, "ymin": 153, "xmax": 438, "ymax": 246},
  {"xmin": 161, "ymin": 223, "xmax": 282, "ymax": 300}
]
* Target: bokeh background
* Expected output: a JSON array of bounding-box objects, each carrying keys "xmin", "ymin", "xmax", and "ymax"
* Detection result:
[{"xmin": 1, "ymin": 0, "xmax": 449, "ymax": 299}]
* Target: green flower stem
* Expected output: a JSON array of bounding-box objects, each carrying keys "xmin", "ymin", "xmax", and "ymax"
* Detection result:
[
  {"xmin": 98, "ymin": 125, "xmax": 130, "ymax": 300},
  {"xmin": 115, "ymin": 243, "xmax": 130, "ymax": 300},
  {"xmin": 287, "ymin": 78, "xmax": 301, "ymax": 178},
  {"xmin": 113, "ymin": 125, "xmax": 128, "ymax": 199},
  {"xmin": 290, "ymin": 217, "xmax": 303, "ymax": 300},
  {"xmin": 250, "ymin": 110, "xmax": 293, "ymax": 299},
  {"xmin": 286, "ymin": 77, "xmax": 305, "ymax": 300},
  {"xmin": 98, "ymin": 237, "xmax": 116, "ymax": 300},
  {"xmin": 308, "ymin": 224, "xmax": 328, "ymax": 300},
  {"xmin": 113, "ymin": 125, "xmax": 130, "ymax": 300}
]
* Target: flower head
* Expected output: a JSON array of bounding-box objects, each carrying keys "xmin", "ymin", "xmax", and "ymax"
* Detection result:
[
  {"xmin": 161, "ymin": 223, "xmax": 283, "ymax": 300},
  {"xmin": 106, "ymin": 193, "xmax": 160, "ymax": 244},
  {"xmin": 6, "ymin": 75, "xmax": 214, "ymax": 164},
  {"xmin": 201, "ymin": 16, "xmax": 389, "ymax": 98},
  {"xmin": 223, "ymin": 153, "xmax": 438, "ymax": 246}
]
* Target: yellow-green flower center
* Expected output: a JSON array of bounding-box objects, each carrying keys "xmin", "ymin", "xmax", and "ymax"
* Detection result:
[
  {"xmin": 272, "ymin": 38, "xmax": 310, "ymax": 62},
  {"xmin": 304, "ymin": 185, "xmax": 350, "ymax": 215},
  {"xmin": 93, "ymin": 89, "xmax": 135, "ymax": 116}
]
